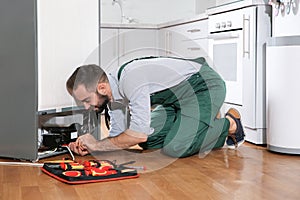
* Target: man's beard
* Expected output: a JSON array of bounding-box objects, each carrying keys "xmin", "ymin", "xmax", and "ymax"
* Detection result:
[
  {"xmin": 94, "ymin": 93, "xmax": 109, "ymax": 114},
  {"xmin": 95, "ymin": 93, "xmax": 110, "ymax": 129}
]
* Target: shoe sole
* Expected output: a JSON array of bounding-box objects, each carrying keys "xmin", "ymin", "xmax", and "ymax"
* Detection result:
[{"xmin": 227, "ymin": 139, "xmax": 245, "ymax": 149}]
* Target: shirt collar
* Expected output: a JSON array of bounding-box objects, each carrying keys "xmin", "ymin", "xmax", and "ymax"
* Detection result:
[{"xmin": 107, "ymin": 72, "xmax": 123, "ymax": 101}]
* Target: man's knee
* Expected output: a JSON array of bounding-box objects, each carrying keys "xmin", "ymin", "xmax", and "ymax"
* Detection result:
[{"xmin": 162, "ymin": 143, "xmax": 197, "ymax": 158}]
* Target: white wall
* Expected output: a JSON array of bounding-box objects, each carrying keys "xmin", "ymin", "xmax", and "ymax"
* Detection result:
[
  {"xmin": 101, "ymin": 0, "xmax": 214, "ymax": 24},
  {"xmin": 196, "ymin": 0, "xmax": 216, "ymax": 14}
]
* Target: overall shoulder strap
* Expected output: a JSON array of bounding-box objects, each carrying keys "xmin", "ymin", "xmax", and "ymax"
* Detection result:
[
  {"xmin": 117, "ymin": 56, "xmax": 159, "ymax": 81},
  {"xmin": 117, "ymin": 56, "xmax": 206, "ymax": 81}
]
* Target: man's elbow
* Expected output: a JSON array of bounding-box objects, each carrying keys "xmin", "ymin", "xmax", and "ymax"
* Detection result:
[
  {"xmin": 124, "ymin": 129, "xmax": 148, "ymax": 143},
  {"xmin": 138, "ymin": 136, "xmax": 148, "ymax": 143}
]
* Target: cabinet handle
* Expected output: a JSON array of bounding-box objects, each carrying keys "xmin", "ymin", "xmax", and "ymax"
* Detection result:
[
  {"xmin": 187, "ymin": 29, "xmax": 201, "ymax": 33},
  {"xmin": 187, "ymin": 47, "xmax": 201, "ymax": 51},
  {"xmin": 165, "ymin": 31, "xmax": 172, "ymax": 55}
]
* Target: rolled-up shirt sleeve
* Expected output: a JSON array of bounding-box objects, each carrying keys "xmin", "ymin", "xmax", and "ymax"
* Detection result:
[
  {"xmin": 108, "ymin": 85, "xmax": 152, "ymax": 136},
  {"xmin": 108, "ymin": 102, "xmax": 128, "ymax": 137}
]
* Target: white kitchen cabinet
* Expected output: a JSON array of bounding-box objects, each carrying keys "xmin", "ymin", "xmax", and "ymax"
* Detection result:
[
  {"xmin": 119, "ymin": 29, "xmax": 158, "ymax": 66},
  {"xmin": 159, "ymin": 19, "xmax": 209, "ymax": 59},
  {"xmin": 101, "ymin": 19, "xmax": 208, "ymax": 71},
  {"xmin": 100, "ymin": 27, "xmax": 158, "ymax": 72}
]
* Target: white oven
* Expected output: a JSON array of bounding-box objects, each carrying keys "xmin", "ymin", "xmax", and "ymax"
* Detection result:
[
  {"xmin": 208, "ymin": 9, "xmax": 245, "ymax": 105},
  {"xmin": 207, "ymin": 3, "xmax": 272, "ymax": 144}
]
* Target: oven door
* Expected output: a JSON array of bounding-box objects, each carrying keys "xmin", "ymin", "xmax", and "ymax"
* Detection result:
[{"xmin": 208, "ymin": 30, "xmax": 243, "ymax": 105}]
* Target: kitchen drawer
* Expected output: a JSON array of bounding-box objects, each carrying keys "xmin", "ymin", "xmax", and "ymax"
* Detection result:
[
  {"xmin": 168, "ymin": 38, "xmax": 208, "ymax": 58},
  {"xmin": 169, "ymin": 19, "xmax": 208, "ymax": 40}
]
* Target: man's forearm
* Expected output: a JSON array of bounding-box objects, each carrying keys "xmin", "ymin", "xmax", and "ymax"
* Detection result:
[
  {"xmin": 92, "ymin": 137, "xmax": 123, "ymax": 152},
  {"xmin": 92, "ymin": 130, "xmax": 147, "ymax": 152}
]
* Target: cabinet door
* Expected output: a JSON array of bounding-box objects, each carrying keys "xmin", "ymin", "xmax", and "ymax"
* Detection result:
[
  {"xmin": 119, "ymin": 29, "xmax": 158, "ymax": 66},
  {"xmin": 169, "ymin": 38, "xmax": 208, "ymax": 59},
  {"xmin": 169, "ymin": 20, "xmax": 208, "ymax": 40},
  {"xmin": 101, "ymin": 28, "xmax": 119, "ymax": 72},
  {"xmin": 241, "ymin": 7, "xmax": 258, "ymax": 129},
  {"xmin": 159, "ymin": 20, "xmax": 209, "ymax": 58}
]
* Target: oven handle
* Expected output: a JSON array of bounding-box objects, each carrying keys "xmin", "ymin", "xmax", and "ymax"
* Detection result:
[
  {"xmin": 208, "ymin": 32, "xmax": 240, "ymax": 40},
  {"xmin": 243, "ymin": 14, "xmax": 250, "ymax": 58}
]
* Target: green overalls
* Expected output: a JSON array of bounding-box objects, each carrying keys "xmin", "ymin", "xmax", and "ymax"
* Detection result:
[{"xmin": 118, "ymin": 57, "xmax": 230, "ymax": 158}]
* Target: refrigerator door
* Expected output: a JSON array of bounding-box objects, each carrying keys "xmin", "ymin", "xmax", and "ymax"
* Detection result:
[{"xmin": 0, "ymin": 0, "xmax": 38, "ymax": 161}]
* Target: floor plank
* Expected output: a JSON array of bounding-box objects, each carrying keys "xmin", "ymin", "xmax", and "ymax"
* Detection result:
[{"xmin": 1, "ymin": 143, "xmax": 300, "ymax": 200}]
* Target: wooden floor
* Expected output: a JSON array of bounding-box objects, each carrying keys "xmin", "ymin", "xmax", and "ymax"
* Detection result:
[{"xmin": 1, "ymin": 142, "xmax": 300, "ymax": 200}]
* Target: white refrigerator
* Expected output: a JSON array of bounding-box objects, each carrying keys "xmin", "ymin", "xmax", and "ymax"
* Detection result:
[
  {"xmin": 0, "ymin": 0, "xmax": 99, "ymax": 161},
  {"xmin": 266, "ymin": 36, "xmax": 300, "ymax": 154}
]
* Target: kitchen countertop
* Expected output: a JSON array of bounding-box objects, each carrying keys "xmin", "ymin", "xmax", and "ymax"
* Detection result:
[{"xmin": 100, "ymin": 12, "xmax": 208, "ymax": 29}]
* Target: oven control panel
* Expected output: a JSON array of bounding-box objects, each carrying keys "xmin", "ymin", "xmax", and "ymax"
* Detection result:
[{"xmin": 208, "ymin": 9, "xmax": 244, "ymax": 33}]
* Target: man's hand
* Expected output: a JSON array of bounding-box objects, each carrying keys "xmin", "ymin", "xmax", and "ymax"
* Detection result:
[
  {"xmin": 68, "ymin": 134, "xmax": 97, "ymax": 156},
  {"xmin": 68, "ymin": 141, "xmax": 89, "ymax": 156},
  {"xmin": 68, "ymin": 130, "xmax": 148, "ymax": 156},
  {"xmin": 76, "ymin": 133, "xmax": 98, "ymax": 152}
]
